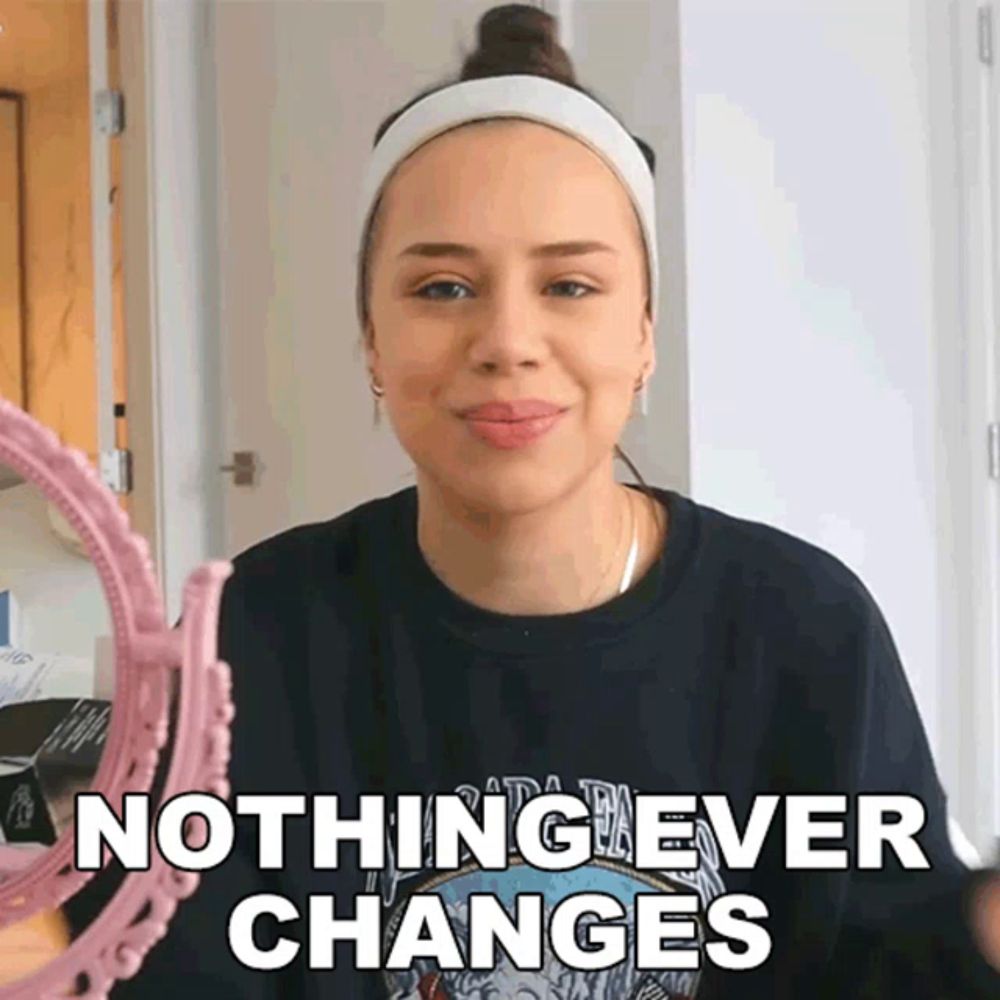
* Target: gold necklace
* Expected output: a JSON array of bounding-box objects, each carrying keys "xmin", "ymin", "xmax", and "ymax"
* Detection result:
[
  {"xmin": 617, "ymin": 488, "xmax": 640, "ymax": 594},
  {"xmin": 582, "ymin": 486, "xmax": 635, "ymax": 605}
]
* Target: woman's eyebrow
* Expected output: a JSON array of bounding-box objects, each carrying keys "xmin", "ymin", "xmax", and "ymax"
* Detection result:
[{"xmin": 396, "ymin": 240, "xmax": 618, "ymax": 259}]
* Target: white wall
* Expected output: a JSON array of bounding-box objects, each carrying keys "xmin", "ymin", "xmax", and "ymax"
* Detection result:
[
  {"xmin": 0, "ymin": 482, "xmax": 110, "ymax": 659},
  {"xmin": 571, "ymin": 0, "xmax": 689, "ymax": 491},
  {"xmin": 209, "ymin": 0, "xmax": 687, "ymax": 558},
  {"xmin": 144, "ymin": 0, "xmax": 993, "ymax": 851},
  {"xmin": 678, "ymin": 0, "xmax": 994, "ymax": 852}
]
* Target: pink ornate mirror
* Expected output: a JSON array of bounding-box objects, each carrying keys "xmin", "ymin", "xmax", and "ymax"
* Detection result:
[{"xmin": 0, "ymin": 397, "xmax": 234, "ymax": 997}]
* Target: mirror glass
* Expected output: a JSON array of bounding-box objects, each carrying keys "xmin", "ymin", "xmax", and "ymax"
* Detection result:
[{"xmin": 0, "ymin": 460, "xmax": 113, "ymax": 860}]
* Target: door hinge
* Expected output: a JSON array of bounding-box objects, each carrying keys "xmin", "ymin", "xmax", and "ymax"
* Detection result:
[
  {"xmin": 989, "ymin": 423, "xmax": 1000, "ymax": 480},
  {"xmin": 95, "ymin": 89, "xmax": 125, "ymax": 136},
  {"xmin": 980, "ymin": 5, "xmax": 994, "ymax": 66},
  {"xmin": 100, "ymin": 448, "xmax": 133, "ymax": 495}
]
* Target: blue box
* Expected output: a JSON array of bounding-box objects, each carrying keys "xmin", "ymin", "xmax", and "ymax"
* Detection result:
[{"xmin": 0, "ymin": 590, "xmax": 16, "ymax": 647}]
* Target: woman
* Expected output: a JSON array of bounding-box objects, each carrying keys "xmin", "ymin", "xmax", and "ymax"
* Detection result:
[{"xmin": 109, "ymin": 5, "xmax": 1000, "ymax": 998}]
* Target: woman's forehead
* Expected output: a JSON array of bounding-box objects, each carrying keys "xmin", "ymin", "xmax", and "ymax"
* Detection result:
[{"xmin": 380, "ymin": 119, "xmax": 640, "ymax": 243}]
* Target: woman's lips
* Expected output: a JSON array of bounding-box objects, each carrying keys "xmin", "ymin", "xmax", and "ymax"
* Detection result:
[{"xmin": 458, "ymin": 399, "xmax": 567, "ymax": 450}]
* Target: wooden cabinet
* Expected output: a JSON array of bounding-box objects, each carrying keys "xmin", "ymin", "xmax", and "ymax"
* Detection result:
[
  {"xmin": 0, "ymin": 0, "xmax": 126, "ymax": 467},
  {"xmin": 0, "ymin": 92, "xmax": 25, "ymax": 409}
]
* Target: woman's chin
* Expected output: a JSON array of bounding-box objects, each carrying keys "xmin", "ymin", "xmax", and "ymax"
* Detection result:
[{"xmin": 432, "ymin": 463, "xmax": 575, "ymax": 517}]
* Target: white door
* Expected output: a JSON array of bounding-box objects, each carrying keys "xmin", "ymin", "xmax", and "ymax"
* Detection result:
[
  {"xmin": 976, "ymin": 0, "xmax": 1000, "ymax": 857},
  {"xmin": 213, "ymin": 0, "xmax": 517, "ymax": 557},
  {"xmin": 211, "ymin": 0, "xmax": 688, "ymax": 557},
  {"xmin": 952, "ymin": 0, "xmax": 1000, "ymax": 863}
]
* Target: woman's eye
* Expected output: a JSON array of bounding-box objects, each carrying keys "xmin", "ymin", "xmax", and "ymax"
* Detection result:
[
  {"xmin": 547, "ymin": 280, "xmax": 596, "ymax": 298},
  {"xmin": 414, "ymin": 281, "xmax": 472, "ymax": 300},
  {"xmin": 413, "ymin": 279, "xmax": 596, "ymax": 301}
]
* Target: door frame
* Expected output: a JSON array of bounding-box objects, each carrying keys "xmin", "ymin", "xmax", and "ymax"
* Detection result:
[
  {"xmin": 87, "ymin": 0, "xmax": 115, "ymax": 479},
  {"xmin": 958, "ymin": 0, "xmax": 1000, "ymax": 861},
  {"xmin": 927, "ymin": 0, "xmax": 1000, "ymax": 861},
  {"xmin": 104, "ymin": 0, "xmax": 160, "ymax": 592},
  {"xmin": 112, "ymin": 0, "xmax": 225, "ymax": 624},
  {"xmin": 971, "ymin": 0, "xmax": 1000, "ymax": 860}
]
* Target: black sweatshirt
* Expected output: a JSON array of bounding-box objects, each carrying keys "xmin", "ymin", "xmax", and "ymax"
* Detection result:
[{"xmin": 105, "ymin": 484, "xmax": 1000, "ymax": 999}]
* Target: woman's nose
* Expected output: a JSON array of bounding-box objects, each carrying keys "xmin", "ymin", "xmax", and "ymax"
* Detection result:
[{"xmin": 465, "ymin": 287, "xmax": 549, "ymax": 374}]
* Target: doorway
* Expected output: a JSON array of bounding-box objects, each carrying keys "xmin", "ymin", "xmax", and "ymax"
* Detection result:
[{"xmin": 0, "ymin": 0, "xmax": 128, "ymax": 490}]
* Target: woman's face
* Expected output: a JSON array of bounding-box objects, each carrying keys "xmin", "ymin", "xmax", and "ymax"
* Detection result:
[{"xmin": 366, "ymin": 119, "xmax": 654, "ymax": 514}]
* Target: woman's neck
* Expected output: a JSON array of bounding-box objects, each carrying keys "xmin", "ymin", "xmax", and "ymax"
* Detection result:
[{"xmin": 415, "ymin": 463, "xmax": 667, "ymax": 615}]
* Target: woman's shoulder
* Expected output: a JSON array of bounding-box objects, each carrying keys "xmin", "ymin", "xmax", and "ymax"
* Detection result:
[
  {"xmin": 663, "ymin": 485, "xmax": 877, "ymax": 621},
  {"xmin": 223, "ymin": 485, "xmax": 413, "ymax": 601}
]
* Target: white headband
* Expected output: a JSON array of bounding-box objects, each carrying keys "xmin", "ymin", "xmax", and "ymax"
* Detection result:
[{"xmin": 356, "ymin": 74, "xmax": 658, "ymax": 324}]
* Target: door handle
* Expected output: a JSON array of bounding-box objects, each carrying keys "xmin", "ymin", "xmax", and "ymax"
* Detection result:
[{"xmin": 219, "ymin": 451, "xmax": 259, "ymax": 486}]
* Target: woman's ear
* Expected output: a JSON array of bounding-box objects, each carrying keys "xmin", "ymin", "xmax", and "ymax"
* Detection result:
[
  {"xmin": 364, "ymin": 321, "xmax": 380, "ymax": 379},
  {"xmin": 364, "ymin": 325, "xmax": 386, "ymax": 425},
  {"xmin": 640, "ymin": 302, "xmax": 654, "ymax": 344},
  {"xmin": 640, "ymin": 310, "xmax": 656, "ymax": 381}
]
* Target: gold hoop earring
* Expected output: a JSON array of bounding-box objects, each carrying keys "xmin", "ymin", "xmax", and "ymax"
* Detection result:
[{"xmin": 369, "ymin": 378, "xmax": 384, "ymax": 427}]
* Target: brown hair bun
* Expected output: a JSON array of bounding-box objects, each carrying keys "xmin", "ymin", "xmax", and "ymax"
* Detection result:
[{"xmin": 460, "ymin": 4, "xmax": 576, "ymax": 85}]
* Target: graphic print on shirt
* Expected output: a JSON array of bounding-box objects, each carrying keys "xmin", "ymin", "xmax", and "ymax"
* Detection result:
[{"xmin": 367, "ymin": 774, "xmax": 728, "ymax": 1000}]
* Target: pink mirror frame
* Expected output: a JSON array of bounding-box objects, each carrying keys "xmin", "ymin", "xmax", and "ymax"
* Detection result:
[{"xmin": 0, "ymin": 397, "xmax": 235, "ymax": 998}]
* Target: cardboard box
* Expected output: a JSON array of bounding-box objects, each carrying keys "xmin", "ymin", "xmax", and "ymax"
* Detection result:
[{"xmin": 0, "ymin": 698, "xmax": 111, "ymax": 845}]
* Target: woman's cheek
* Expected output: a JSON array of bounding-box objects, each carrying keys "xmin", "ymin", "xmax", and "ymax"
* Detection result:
[
  {"xmin": 394, "ymin": 361, "xmax": 452, "ymax": 409},
  {"xmin": 384, "ymin": 364, "xmax": 456, "ymax": 445},
  {"xmin": 565, "ymin": 346, "xmax": 638, "ymax": 400},
  {"xmin": 382, "ymin": 326, "xmax": 457, "ymax": 392},
  {"xmin": 581, "ymin": 362, "xmax": 641, "ymax": 441}
]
